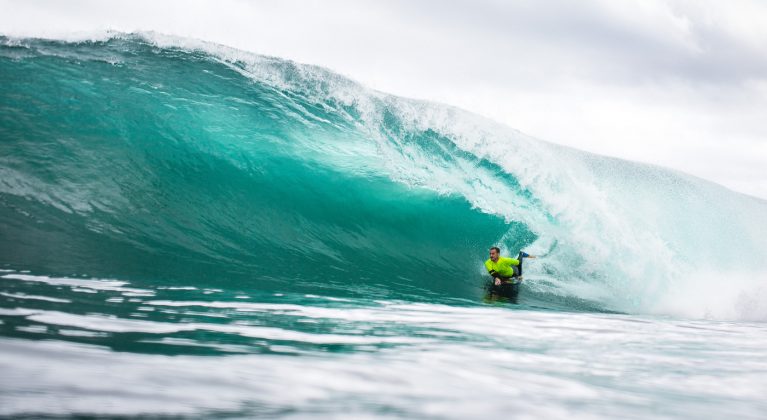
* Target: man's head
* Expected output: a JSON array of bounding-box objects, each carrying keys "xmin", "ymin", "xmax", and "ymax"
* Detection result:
[{"xmin": 489, "ymin": 246, "xmax": 501, "ymax": 262}]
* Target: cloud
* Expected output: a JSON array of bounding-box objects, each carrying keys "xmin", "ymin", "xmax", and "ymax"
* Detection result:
[{"xmin": 1, "ymin": 0, "xmax": 766, "ymax": 198}]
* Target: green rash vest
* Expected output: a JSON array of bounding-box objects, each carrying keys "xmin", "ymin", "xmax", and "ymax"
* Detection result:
[{"xmin": 484, "ymin": 257, "xmax": 520, "ymax": 278}]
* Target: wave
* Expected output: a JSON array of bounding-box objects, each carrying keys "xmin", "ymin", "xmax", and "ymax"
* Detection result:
[{"xmin": 1, "ymin": 33, "xmax": 766, "ymax": 320}]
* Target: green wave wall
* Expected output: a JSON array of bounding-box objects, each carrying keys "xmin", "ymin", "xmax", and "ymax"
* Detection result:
[{"xmin": 0, "ymin": 36, "xmax": 531, "ymax": 301}]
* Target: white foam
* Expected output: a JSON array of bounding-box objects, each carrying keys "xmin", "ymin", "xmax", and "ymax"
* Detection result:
[
  {"xmin": 2, "ymin": 274, "xmax": 153, "ymax": 295},
  {"xmin": 0, "ymin": 308, "xmax": 40, "ymax": 316},
  {"xmin": 15, "ymin": 325, "xmax": 48, "ymax": 334},
  {"xmin": 0, "ymin": 292, "xmax": 71, "ymax": 303}
]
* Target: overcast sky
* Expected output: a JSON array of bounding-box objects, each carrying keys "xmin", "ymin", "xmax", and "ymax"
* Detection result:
[{"xmin": 2, "ymin": 0, "xmax": 767, "ymax": 198}]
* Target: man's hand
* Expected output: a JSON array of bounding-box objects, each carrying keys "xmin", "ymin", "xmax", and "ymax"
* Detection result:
[{"xmin": 494, "ymin": 278, "xmax": 502, "ymax": 286}]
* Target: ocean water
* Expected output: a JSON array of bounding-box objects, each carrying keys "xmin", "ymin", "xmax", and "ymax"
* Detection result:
[{"xmin": 1, "ymin": 33, "xmax": 766, "ymax": 418}]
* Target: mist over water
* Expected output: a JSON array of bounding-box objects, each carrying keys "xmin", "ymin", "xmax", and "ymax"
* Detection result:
[{"xmin": 1, "ymin": 33, "xmax": 766, "ymax": 418}]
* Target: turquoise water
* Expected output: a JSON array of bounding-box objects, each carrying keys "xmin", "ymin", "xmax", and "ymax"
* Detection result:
[{"xmin": 1, "ymin": 34, "xmax": 766, "ymax": 418}]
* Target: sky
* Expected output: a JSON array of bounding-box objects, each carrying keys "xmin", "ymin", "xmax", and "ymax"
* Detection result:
[{"xmin": 2, "ymin": 0, "xmax": 767, "ymax": 198}]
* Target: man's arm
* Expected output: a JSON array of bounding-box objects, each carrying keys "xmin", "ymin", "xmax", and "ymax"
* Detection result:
[
  {"xmin": 486, "ymin": 267, "xmax": 504, "ymax": 286},
  {"xmin": 488, "ymin": 269, "xmax": 507, "ymax": 286}
]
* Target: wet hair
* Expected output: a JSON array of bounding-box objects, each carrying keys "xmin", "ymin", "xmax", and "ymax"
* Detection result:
[{"xmin": 489, "ymin": 246, "xmax": 501, "ymax": 254}]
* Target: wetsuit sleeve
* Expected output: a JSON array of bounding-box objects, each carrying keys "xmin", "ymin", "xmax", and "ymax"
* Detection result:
[{"xmin": 498, "ymin": 258, "xmax": 520, "ymax": 269}]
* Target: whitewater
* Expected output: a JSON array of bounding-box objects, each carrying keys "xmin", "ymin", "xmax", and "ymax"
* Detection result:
[{"xmin": 1, "ymin": 33, "xmax": 766, "ymax": 418}]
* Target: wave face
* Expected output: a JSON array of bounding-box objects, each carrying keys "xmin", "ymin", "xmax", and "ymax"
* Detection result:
[{"xmin": 1, "ymin": 34, "xmax": 766, "ymax": 319}]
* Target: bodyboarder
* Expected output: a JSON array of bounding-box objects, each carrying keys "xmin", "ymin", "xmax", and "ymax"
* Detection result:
[{"xmin": 485, "ymin": 246, "xmax": 536, "ymax": 286}]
